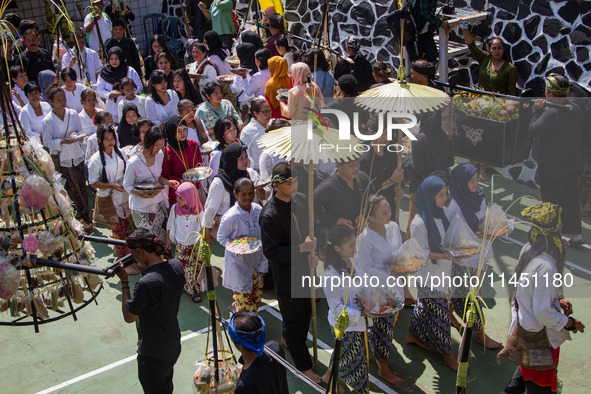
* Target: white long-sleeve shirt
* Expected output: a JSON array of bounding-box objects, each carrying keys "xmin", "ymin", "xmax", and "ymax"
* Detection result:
[
  {"xmin": 18, "ymin": 102, "xmax": 52, "ymax": 138},
  {"xmin": 202, "ymin": 168, "xmax": 260, "ymax": 228},
  {"xmin": 323, "ymin": 265, "xmax": 367, "ymax": 332},
  {"xmin": 144, "ymin": 90, "xmax": 179, "ymax": 126},
  {"xmin": 356, "ymin": 221, "xmax": 403, "ymax": 279},
  {"xmin": 123, "ymin": 150, "xmax": 168, "ymax": 213},
  {"xmin": 41, "ymin": 109, "xmax": 85, "ymax": 167},
  {"xmin": 65, "ymin": 83, "xmax": 87, "ymax": 113},
  {"xmin": 167, "ymin": 204, "xmax": 202, "ymax": 245},
  {"xmin": 62, "ymin": 47, "xmax": 103, "ymax": 85},
  {"xmin": 209, "ymin": 54, "xmax": 231, "ymax": 76},
  {"xmin": 410, "ymin": 214, "xmax": 453, "ymax": 295},
  {"xmin": 446, "ymin": 200, "xmax": 492, "ymax": 268},
  {"xmin": 240, "ymin": 118, "xmax": 267, "ymax": 171},
  {"xmin": 88, "ymin": 150, "xmax": 130, "ymax": 219},
  {"xmin": 217, "ymin": 202, "xmax": 268, "ymax": 293},
  {"xmin": 96, "ymin": 68, "xmax": 143, "ymax": 121},
  {"xmin": 244, "ymin": 69, "xmax": 271, "ymax": 98},
  {"xmin": 509, "ymin": 244, "xmax": 570, "ymax": 349}
]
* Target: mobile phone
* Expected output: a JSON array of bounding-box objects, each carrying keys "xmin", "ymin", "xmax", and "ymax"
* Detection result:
[{"xmin": 459, "ymin": 20, "xmax": 469, "ymax": 30}]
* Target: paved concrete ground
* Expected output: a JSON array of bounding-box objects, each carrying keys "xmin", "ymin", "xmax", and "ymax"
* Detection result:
[{"xmin": 1, "ymin": 175, "xmax": 590, "ymax": 393}]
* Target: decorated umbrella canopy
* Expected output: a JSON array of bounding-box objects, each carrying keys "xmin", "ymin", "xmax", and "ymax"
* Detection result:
[{"xmin": 257, "ymin": 125, "xmax": 359, "ymax": 369}]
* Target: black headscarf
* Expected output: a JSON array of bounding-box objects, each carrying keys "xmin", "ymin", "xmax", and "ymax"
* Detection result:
[
  {"xmin": 240, "ymin": 31, "xmax": 264, "ymax": 50},
  {"xmin": 236, "ymin": 43, "xmax": 258, "ymax": 75},
  {"xmin": 100, "ymin": 47, "xmax": 128, "ymax": 85},
  {"xmin": 216, "ymin": 143, "xmax": 249, "ymax": 205},
  {"xmin": 163, "ymin": 115, "xmax": 189, "ymax": 151},
  {"xmin": 204, "ymin": 30, "xmax": 227, "ymax": 61},
  {"xmin": 116, "ymin": 103, "xmax": 140, "ymax": 148}
]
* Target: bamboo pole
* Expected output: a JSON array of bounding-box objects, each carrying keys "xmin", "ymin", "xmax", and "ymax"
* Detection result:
[{"xmin": 308, "ymin": 161, "xmax": 318, "ymax": 363}]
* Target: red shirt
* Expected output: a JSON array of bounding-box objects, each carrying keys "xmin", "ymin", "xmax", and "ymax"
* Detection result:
[{"xmin": 162, "ymin": 139, "xmax": 203, "ymax": 206}]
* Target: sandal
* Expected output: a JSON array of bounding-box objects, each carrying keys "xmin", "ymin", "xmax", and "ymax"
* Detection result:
[{"xmin": 191, "ymin": 293, "xmax": 202, "ymax": 303}]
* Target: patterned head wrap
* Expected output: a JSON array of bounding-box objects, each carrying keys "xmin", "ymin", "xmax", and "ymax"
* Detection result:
[
  {"xmin": 343, "ymin": 35, "xmax": 360, "ymax": 51},
  {"xmin": 521, "ymin": 202, "xmax": 563, "ymax": 257},
  {"xmin": 271, "ymin": 167, "xmax": 292, "ymax": 185},
  {"xmin": 228, "ymin": 312, "xmax": 266, "ymax": 357},
  {"xmin": 126, "ymin": 234, "xmax": 169, "ymax": 257},
  {"xmin": 545, "ymin": 73, "xmax": 569, "ymax": 97}
]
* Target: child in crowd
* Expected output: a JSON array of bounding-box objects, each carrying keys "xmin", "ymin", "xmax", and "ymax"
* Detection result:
[
  {"xmin": 85, "ymin": 110, "xmax": 114, "ymax": 162},
  {"xmin": 217, "ymin": 178, "xmax": 268, "ymax": 312},
  {"xmin": 322, "ymin": 224, "xmax": 372, "ymax": 393},
  {"xmin": 166, "ymin": 182, "xmax": 204, "ymax": 303},
  {"xmin": 116, "ymin": 77, "xmax": 146, "ymax": 121}
]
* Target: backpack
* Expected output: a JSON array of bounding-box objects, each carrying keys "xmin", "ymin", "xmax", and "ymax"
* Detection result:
[{"xmin": 386, "ymin": 2, "xmax": 417, "ymax": 46}]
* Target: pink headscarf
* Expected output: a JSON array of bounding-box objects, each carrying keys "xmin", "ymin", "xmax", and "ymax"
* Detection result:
[{"xmin": 175, "ymin": 182, "xmax": 202, "ymax": 216}]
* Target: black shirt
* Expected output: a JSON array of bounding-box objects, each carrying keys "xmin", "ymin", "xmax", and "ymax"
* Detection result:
[
  {"xmin": 19, "ymin": 48, "xmax": 54, "ymax": 85},
  {"xmin": 125, "ymin": 259, "xmax": 185, "ymax": 360},
  {"xmin": 360, "ymin": 148, "xmax": 399, "ymax": 209},
  {"xmin": 529, "ymin": 104, "xmax": 583, "ymax": 178},
  {"xmin": 260, "ymin": 193, "xmax": 309, "ymax": 298},
  {"xmin": 235, "ymin": 341, "xmax": 289, "ymax": 394},
  {"xmin": 313, "ymin": 171, "xmax": 372, "ymax": 232},
  {"xmin": 105, "ymin": 36, "xmax": 143, "ymax": 79}
]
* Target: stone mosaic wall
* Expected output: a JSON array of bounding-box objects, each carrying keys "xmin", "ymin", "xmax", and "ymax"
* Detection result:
[{"xmin": 274, "ymin": 0, "xmax": 591, "ymax": 186}]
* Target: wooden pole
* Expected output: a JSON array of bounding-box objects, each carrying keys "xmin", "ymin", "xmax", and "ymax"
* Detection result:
[{"xmin": 308, "ymin": 161, "xmax": 318, "ymax": 363}]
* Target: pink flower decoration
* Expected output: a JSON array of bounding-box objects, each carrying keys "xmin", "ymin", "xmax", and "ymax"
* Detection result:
[{"xmin": 22, "ymin": 236, "xmax": 39, "ymax": 252}]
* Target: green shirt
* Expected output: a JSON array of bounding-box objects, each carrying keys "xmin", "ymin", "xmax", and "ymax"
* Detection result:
[
  {"xmin": 210, "ymin": 0, "xmax": 236, "ymax": 35},
  {"xmin": 468, "ymin": 41, "xmax": 518, "ymax": 96}
]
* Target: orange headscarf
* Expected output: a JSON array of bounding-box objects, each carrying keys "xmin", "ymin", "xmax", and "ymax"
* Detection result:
[{"xmin": 265, "ymin": 56, "xmax": 291, "ymax": 109}]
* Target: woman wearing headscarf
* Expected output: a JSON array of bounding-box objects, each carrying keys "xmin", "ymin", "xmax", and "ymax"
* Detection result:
[
  {"xmin": 202, "ymin": 143, "xmax": 263, "ymax": 244},
  {"xmin": 199, "ymin": 1, "xmax": 237, "ymax": 50},
  {"xmin": 447, "ymin": 163, "xmax": 501, "ymax": 349},
  {"xmin": 97, "ymin": 47, "xmax": 143, "ymax": 121},
  {"xmin": 38, "ymin": 70, "xmax": 57, "ymax": 102},
  {"xmin": 240, "ymin": 31, "xmax": 264, "ymax": 50},
  {"xmin": 405, "ymin": 60, "xmax": 454, "ymax": 239},
  {"xmin": 117, "ymin": 103, "xmax": 140, "ymax": 148},
  {"xmin": 501, "ymin": 203, "xmax": 585, "ymax": 394},
  {"xmin": 265, "ymin": 56, "xmax": 290, "ymax": 119},
  {"xmin": 162, "ymin": 115, "xmax": 204, "ymax": 206},
  {"xmin": 407, "ymin": 175, "xmax": 460, "ymax": 371},
  {"xmin": 166, "ymin": 182, "xmax": 204, "ymax": 302},
  {"xmin": 281, "ymin": 62, "xmax": 323, "ymax": 121},
  {"xmin": 203, "ymin": 30, "xmax": 231, "ymax": 76},
  {"xmin": 230, "ymin": 42, "xmax": 258, "ymax": 114}
]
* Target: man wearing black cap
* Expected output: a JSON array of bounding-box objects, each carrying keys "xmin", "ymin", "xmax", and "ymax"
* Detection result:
[
  {"xmin": 530, "ymin": 73, "xmax": 584, "ymax": 247},
  {"xmin": 334, "ymin": 36, "xmax": 374, "ymax": 92},
  {"xmin": 259, "ymin": 163, "xmax": 322, "ymax": 384}
]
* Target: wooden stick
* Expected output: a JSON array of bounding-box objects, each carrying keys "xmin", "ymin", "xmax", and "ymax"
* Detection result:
[{"xmin": 308, "ymin": 161, "xmax": 318, "ymax": 363}]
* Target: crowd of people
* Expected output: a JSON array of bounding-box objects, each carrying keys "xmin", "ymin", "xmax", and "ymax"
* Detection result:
[{"xmin": 1, "ymin": 1, "xmax": 589, "ymax": 393}]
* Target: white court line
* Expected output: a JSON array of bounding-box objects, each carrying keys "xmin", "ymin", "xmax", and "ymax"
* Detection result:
[
  {"xmin": 502, "ymin": 235, "xmax": 591, "ymax": 276},
  {"xmin": 263, "ymin": 305, "xmax": 398, "ymax": 394},
  {"xmin": 36, "ymin": 301, "xmax": 279, "ymax": 394}
]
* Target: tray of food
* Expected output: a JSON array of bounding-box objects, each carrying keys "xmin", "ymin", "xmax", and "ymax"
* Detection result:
[
  {"xmin": 388, "ymin": 255, "xmax": 426, "ymax": 275},
  {"xmin": 226, "ymin": 56, "xmax": 240, "ymax": 67},
  {"xmin": 226, "ymin": 236, "xmax": 262, "ymax": 255},
  {"xmin": 217, "ymin": 75, "xmax": 235, "ymax": 83},
  {"xmin": 133, "ymin": 182, "xmax": 164, "ymax": 196},
  {"xmin": 254, "ymin": 177, "xmax": 271, "ymax": 188},
  {"xmin": 182, "ymin": 166, "xmax": 212, "ymax": 182},
  {"xmin": 200, "ymin": 141, "xmax": 219, "ymax": 154},
  {"xmin": 64, "ymin": 132, "xmax": 85, "ymax": 142},
  {"xmin": 355, "ymin": 289, "xmax": 403, "ymax": 317},
  {"xmin": 189, "ymin": 73, "xmax": 204, "ymax": 81},
  {"xmin": 441, "ymin": 246, "xmax": 480, "ymax": 258},
  {"xmin": 230, "ymin": 67, "xmax": 249, "ymax": 75},
  {"xmin": 276, "ymin": 88, "xmax": 289, "ymax": 102}
]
